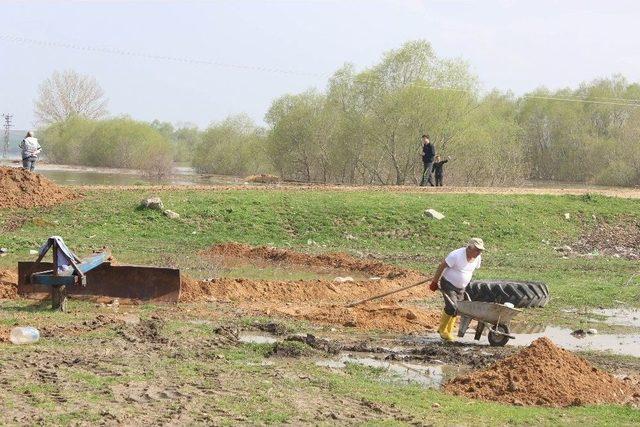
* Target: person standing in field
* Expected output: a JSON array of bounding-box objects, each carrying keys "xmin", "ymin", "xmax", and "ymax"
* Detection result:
[
  {"xmin": 432, "ymin": 155, "xmax": 451, "ymax": 187},
  {"xmin": 19, "ymin": 131, "xmax": 42, "ymax": 172},
  {"xmin": 419, "ymin": 134, "xmax": 435, "ymax": 186},
  {"xmin": 430, "ymin": 238, "xmax": 484, "ymax": 341}
]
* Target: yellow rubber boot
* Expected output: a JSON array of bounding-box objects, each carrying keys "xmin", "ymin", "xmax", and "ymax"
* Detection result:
[
  {"xmin": 444, "ymin": 315, "xmax": 457, "ymax": 341},
  {"xmin": 437, "ymin": 312, "xmax": 449, "ymax": 337},
  {"xmin": 438, "ymin": 312, "xmax": 454, "ymax": 341}
]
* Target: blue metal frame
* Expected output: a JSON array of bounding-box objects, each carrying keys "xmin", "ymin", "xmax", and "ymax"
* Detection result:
[{"xmin": 31, "ymin": 252, "xmax": 110, "ymax": 287}]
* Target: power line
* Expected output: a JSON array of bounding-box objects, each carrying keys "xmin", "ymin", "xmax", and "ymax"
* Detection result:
[
  {"xmin": 2, "ymin": 33, "xmax": 640, "ymax": 108},
  {"xmin": 0, "ymin": 34, "xmax": 324, "ymax": 78}
]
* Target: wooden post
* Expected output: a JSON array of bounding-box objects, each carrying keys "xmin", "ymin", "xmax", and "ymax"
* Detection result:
[{"xmin": 51, "ymin": 285, "xmax": 67, "ymax": 312}]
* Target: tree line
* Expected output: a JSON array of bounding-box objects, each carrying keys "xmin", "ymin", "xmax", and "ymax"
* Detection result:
[{"xmin": 37, "ymin": 41, "xmax": 640, "ymax": 186}]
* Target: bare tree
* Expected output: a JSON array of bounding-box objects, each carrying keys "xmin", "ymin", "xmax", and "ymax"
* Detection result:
[{"xmin": 34, "ymin": 70, "xmax": 108, "ymax": 125}]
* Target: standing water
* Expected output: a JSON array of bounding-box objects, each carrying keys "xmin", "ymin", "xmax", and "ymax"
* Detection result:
[{"xmin": 9, "ymin": 327, "xmax": 40, "ymax": 344}]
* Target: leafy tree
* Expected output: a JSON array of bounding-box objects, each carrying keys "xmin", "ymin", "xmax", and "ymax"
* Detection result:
[{"xmin": 193, "ymin": 115, "xmax": 268, "ymax": 176}]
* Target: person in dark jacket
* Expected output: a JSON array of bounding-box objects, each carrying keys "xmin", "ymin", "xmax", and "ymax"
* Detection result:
[
  {"xmin": 419, "ymin": 134, "xmax": 435, "ymax": 186},
  {"xmin": 433, "ymin": 155, "xmax": 451, "ymax": 187}
]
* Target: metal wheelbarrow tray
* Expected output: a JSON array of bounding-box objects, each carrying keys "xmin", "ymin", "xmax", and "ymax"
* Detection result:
[{"xmin": 447, "ymin": 295, "xmax": 523, "ymax": 346}]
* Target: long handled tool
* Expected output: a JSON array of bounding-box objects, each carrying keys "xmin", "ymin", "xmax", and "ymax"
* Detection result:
[{"xmin": 345, "ymin": 277, "xmax": 433, "ymax": 308}]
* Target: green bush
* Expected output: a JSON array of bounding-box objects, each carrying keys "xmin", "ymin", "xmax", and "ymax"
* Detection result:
[
  {"xmin": 192, "ymin": 115, "xmax": 270, "ymax": 176},
  {"xmin": 40, "ymin": 117, "xmax": 174, "ymax": 178}
]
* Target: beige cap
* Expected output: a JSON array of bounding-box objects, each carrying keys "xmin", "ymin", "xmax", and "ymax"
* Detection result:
[{"xmin": 468, "ymin": 237, "xmax": 485, "ymax": 251}]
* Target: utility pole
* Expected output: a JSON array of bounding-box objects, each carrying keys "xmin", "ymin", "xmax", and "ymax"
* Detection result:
[{"xmin": 2, "ymin": 114, "xmax": 13, "ymax": 159}]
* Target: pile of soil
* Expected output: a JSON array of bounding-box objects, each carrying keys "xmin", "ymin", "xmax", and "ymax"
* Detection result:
[
  {"xmin": 0, "ymin": 270, "xmax": 18, "ymax": 299},
  {"xmin": 180, "ymin": 276, "xmax": 428, "ymax": 304},
  {"xmin": 573, "ymin": 218, "xmax": 640, "ymax": 260},
  {"xmin": 203, "ymin": 243, "xmax": 417, "ymax": 279},
  {"xmin": 444, "ymin": 337, "xmax": 638, "ymax": 407},
  {"xmin": 179, "ymin": 275, "xmax": 438, "ymax": 332},
  {"xmin": 0, "ymin": 167, "xmax": 78, "ymax": 209},
  {"xmin": 275, "ymin": 303, "xmax": 439, "ymax": 333}
]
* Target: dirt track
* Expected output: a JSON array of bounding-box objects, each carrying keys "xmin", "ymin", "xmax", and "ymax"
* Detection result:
[{"xmin": 75, "ymin": 183, "xmax": 640, "ymax": 199}]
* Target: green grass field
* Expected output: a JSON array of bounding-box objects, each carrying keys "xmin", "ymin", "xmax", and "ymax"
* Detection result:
[
  {"xmin": 1, "ymin": 188, "xmax": 639, "ymax": 425},
  {"xmin": 2, "ymin": 188, "xmax": 639, "ymax": 309}
]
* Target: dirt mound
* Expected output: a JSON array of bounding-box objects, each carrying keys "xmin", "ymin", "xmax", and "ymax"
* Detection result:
[
  {"xmin": 203, "ymin": 243, "xmax": 416, "ymax": 279},
  {"xmin": 179, "ymin": 275, "xmax": 438, "ymax": 332},
  {"xmin": 179, "ymin": 276, "xmax": 429, "ymax": 304},
  {"xmin": 0, "ymin": 270, "xmax": 18, "ymax": 299},
  {"xmin": 0, "ymin": 167, "xmax": 78, "ymax": 209},
  {"xmin": 186, "ymin": 244, "xmax": 436, "ymax": 332},
  {"xmin": 245, "ymin": 174, "xmax": 279, "ymax": 184},
  {"xmin": 444, "ymin": 337, "xmax": 637, "ymax": 407},
  {"xmin": 275, "ymin": 303, "xmax": 439, "ymax": 333},
  {"xmin": 573, "ymin": 218, "xmax": 640, "ymax": 260}
]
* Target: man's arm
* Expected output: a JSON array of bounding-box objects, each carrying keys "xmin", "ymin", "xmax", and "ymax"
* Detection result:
[{"xmin": 430, "ymin": 259, "xmax": 448, "ymax": 289}]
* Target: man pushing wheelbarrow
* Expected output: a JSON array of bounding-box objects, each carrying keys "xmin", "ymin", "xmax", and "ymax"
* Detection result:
[{"xmin": 430, "ymin": 238, "xmax": 484, "ymax": 342}]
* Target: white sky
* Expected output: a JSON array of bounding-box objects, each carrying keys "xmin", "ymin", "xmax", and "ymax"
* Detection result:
[{"xmin": 1, "ymin": 0, "xmax": 639, "ymax": 130}]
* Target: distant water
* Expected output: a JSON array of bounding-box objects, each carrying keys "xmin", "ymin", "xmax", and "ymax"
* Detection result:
[{"xmin": 0, "ymin": 160, "xmax": 241, "ymax": 186}]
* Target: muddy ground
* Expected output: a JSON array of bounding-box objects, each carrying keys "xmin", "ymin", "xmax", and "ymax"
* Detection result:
[
  {"xmin": 2, "ymin": 243, "xmax": 640, "ymax": 423},
  {"xmin": 1, "ymin": 301, "xmax": 638, "ymax": 425}
]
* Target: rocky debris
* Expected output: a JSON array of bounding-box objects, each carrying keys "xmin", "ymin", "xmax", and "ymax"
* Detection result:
[
  {"xmin": 139, "ymin": 197, "xmax": 164, "ymax": 211},
  {"xmin": 285, "ymin": 333, "xmax": 342, "ymax": 354},
  {"xmin": 253, "ymin": 321, "xmax": 289, "ymax": 336},
  {"xmin": 163, "ymin": 209, "xmax": 180, "ymax": 219},
  {"xmin": 213, "ymin": 325, "xmax": 239, "ymax": 341},
  {"xmin": 444, "ymin": 337, "xmax": 635, "ymax": 407},
  {"xmin": 424, "ymin": 209, "xmax": 445, "ymax": 220},
  {"xmin": 573, "ymin": 219, "xmax": 640, "ymax": 260},
  {"xmin": 0, "ymin": 167, "xmax": 78, "ymax": 209},
  {"xmin": 269, "ymin": 340, "xmax": 316, "ymax": 358}
]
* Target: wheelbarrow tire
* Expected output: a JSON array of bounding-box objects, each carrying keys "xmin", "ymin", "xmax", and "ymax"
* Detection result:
[
  {"xmin": 488, "ymin": 324, "xmax": 510, "ymax": 347},
  {"xmin": 466, "ymin": 280, "xmax": 549, "ymax": 308}
]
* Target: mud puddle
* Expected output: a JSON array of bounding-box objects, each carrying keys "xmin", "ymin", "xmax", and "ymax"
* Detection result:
[
  {"xmin": 412, "ymin": 326, "xmax": 640, "ymax": 357},
  {"xmin": 238, "ymin": 333, "xmax": 278, "ymax": 344},
  {"xmin": 237, "ymin": 332, "xmax": 469, "ymax": 387},
  {"xmin": 316, "ymin": 354, "xmax": 468, "ymax": 388},
  {"xmin": 589, "ymin": 308, "xmax": 640, "ymax": 328}
]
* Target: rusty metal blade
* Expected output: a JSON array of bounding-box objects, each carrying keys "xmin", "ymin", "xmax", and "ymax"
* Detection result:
[{"xmin": 18, "ymin": 262, "xmax": 181, "ymax": 302}]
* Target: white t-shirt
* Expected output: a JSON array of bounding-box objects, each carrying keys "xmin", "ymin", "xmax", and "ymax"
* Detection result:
[{"xmin": 442, "ymin": 247, "xmax": 481, "ymax": 289}]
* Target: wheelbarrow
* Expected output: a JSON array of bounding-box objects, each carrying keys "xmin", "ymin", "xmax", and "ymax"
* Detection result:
[{"xmin": 444, "ymin": 294, "xmax": 522, "ymax": 346}]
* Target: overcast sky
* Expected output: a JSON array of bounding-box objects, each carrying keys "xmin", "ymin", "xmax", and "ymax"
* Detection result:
[{"xmin": 2, "ymin": 0, "xmax": 639, "ymax": 130}]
